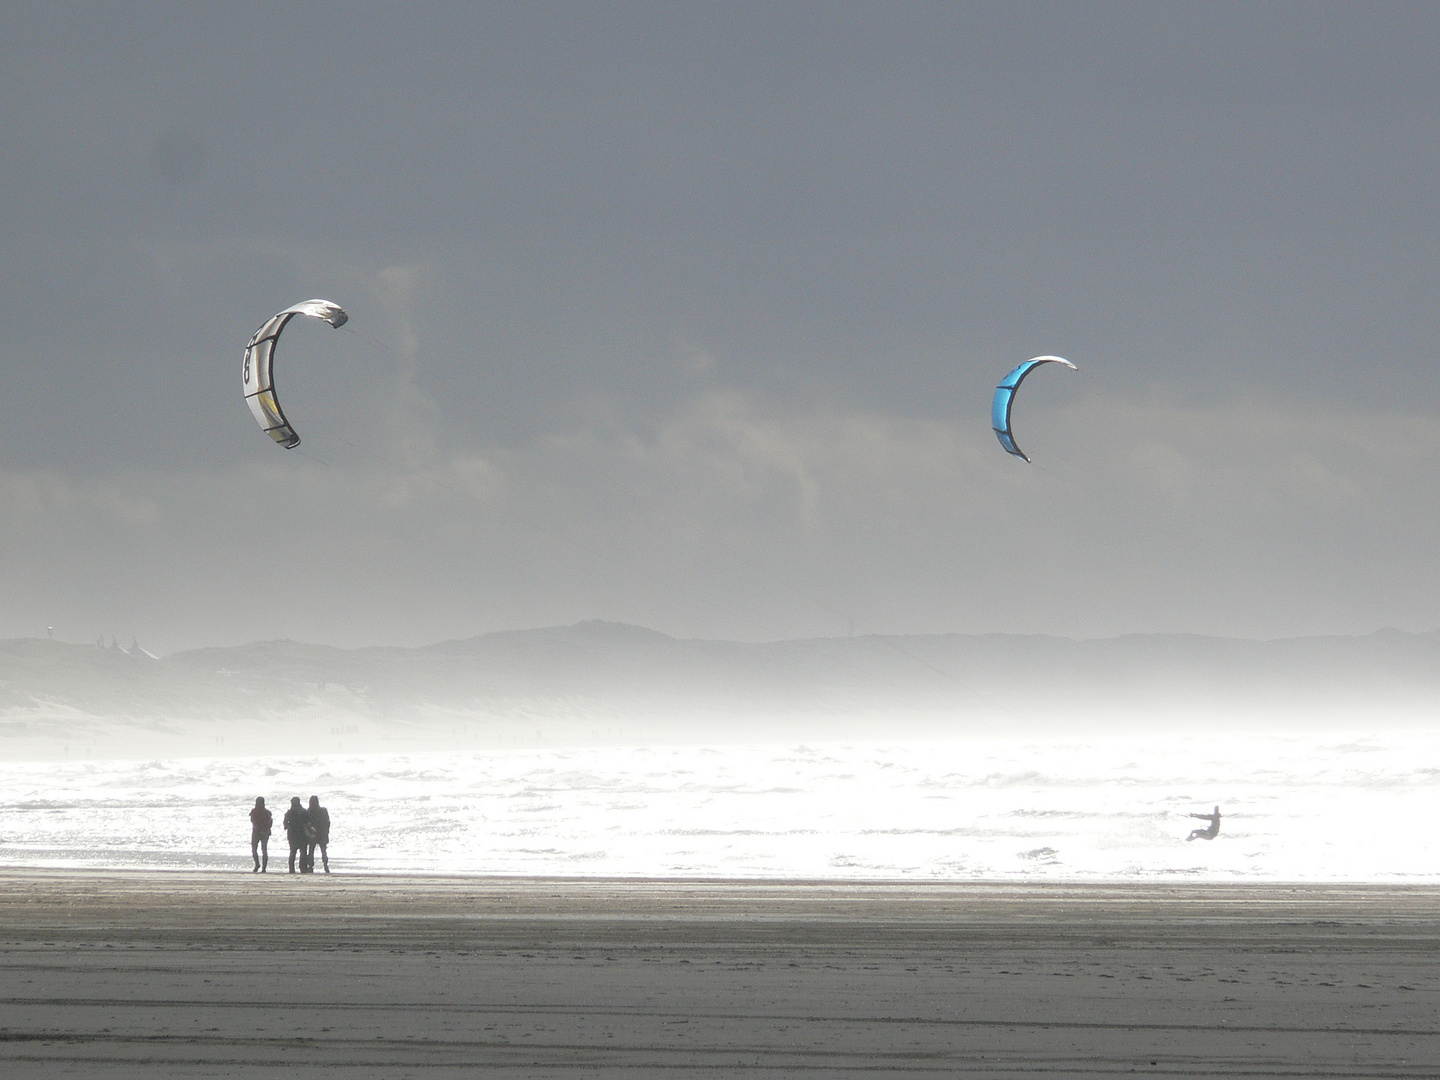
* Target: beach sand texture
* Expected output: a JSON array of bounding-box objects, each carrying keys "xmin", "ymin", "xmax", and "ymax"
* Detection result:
[{"xmin": 1, "ymin": 873, "xmax": 1437, "ymax": 1077}]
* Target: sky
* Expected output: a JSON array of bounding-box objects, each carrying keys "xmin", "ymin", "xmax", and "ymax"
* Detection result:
[{"xmin": 4, "ymin": 1, "xmax": 1440, "ymax": 653}]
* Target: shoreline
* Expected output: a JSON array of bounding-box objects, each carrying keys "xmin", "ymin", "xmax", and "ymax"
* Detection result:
[
  {"xmin": 8, "ymin": 864, "xmax": 1440, "ymax": 889},
  {"xmin": 4, "ymin": 862, "xmax": 1440, "ymax": 884}
]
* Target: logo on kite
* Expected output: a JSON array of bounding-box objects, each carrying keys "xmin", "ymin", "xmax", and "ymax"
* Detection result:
[
  {"xmin": 991, "ymin": 355, "xmax": 1077, "ymax": 462},
  {"xmin": 241, "ymin": 299, "xmax": 348, "ymax": 449}
]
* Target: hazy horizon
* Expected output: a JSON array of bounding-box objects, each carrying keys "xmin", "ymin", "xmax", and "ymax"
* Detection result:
[
  {"xmin": 6, "ymin": 4, "xmax": 1440, "ymax": 655},
  {"xmin": 23, "ymin": 616, "xmax": 1440, "ymax": 659}
]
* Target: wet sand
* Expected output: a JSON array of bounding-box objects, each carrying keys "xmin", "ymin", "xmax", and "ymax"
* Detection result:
[{"xmin": 0, "ymin": 872, "xmax": 1437, "ymax": 1077}]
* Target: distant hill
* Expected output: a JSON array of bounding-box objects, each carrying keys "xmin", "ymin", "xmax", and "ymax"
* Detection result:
[{"xmin": 2, "ymin": 622, "xmax": 1437, "ymax": 757}]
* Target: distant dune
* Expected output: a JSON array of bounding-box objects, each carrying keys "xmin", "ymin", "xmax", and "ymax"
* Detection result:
[{"xmin": 2, "ymin": 622, "xmax": 1438, "ymax": 757}]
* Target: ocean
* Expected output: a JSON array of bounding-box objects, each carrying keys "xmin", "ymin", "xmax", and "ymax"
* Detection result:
[{"xmin": 1, "ymin": 732, "xmax": 1436, "ymax": 880}]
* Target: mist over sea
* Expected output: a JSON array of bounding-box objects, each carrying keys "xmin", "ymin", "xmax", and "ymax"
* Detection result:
[{"xmin": 1, "ymin": 732, "xmax": 1435, "ymax": 880}]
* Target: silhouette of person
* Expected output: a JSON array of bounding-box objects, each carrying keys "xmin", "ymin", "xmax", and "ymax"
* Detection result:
[
  {"xmin": 249, "ymin": 796, "xmax": 272, "ymax": 873},
  {"xmin": 1186, "ymin": 805, "xmax": 1221, "ymax": 842},
  {"xmin": 283, "ymin": 796, "xmax": 309, "ymax": 873},
  {"xmin": 306, "ymin": 795, "xmax": 331, "ymax": 874},
  {"xmin": 301, "ymin": 818, "xmax": 317, "ymax": 873}
]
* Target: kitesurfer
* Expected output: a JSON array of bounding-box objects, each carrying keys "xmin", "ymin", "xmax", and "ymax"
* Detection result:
[
  {"xmin": 1186, "ymin": 805, "xmax": 1221, "ymax": 842},
  {"xmin": 249, "ymin": 796, "xmax": 272, "ymax": 873},
  {"xmin": 283, "ymin": 796, "xmax": 309, "ymax": 873},
  {"xmin": 306, "ymin": 795, "xmax": 331, "ymax": 874}
]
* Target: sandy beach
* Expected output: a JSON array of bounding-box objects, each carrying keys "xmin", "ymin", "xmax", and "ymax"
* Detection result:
[{"xmin": 0, "ymin": 873, "xmax": 1436, "ymax": 1077}]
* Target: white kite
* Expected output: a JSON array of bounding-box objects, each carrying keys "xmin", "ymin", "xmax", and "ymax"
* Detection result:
[{"xmin": 242, "ymin": 299, "xmax": 348, "ymax": 449}]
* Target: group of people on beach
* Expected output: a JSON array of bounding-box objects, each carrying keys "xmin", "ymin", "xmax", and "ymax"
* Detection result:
[
  {"xmin": 246, "ymin": 796, "xmax": 1217, "ymax": 872},
  {"xmin": 249, "ymin": 795, "xmax": 331, "ymax": 874}
]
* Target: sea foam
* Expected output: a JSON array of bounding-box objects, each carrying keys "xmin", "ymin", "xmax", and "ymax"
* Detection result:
[{"xmin": 0, "ymin": 732, "xmax": 1435, "ymax": 879}]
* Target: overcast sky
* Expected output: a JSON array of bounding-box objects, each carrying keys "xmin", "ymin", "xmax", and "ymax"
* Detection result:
[{"xmin": 4, "ymin": 1, "xmax": 1440, "ymax": 653}]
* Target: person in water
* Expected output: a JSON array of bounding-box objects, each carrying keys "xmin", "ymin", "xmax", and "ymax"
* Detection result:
[
  {"xmin": 1186, "ymin": 805, "xmax": 1221, "ymax": 842},
  {"xmin": 283, "ymin": 796, "xmax": 309, "ymax": 873},
  {"xmin": 249, "ymin": 796, "xmax": 272, "ymax": 873},
  {"xmin": 306, "ymin": 795, "xmax": 331, "ymax": 874}
]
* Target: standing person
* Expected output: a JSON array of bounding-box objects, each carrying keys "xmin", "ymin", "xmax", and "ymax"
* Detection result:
[
  {"xmin": 283, "ymin": 796, "xmax": 309, "ymax": 873},
  {"xmin": 249, "ymin": 797, "xmax": 272, "ymax": 873},
  {"xmin": 306, "ymin": 795, "xmax": 331, "ymax": 874},
  {"xmin": 1186, "ymin": 805, "xmax": 1221, "ymax": 842}
]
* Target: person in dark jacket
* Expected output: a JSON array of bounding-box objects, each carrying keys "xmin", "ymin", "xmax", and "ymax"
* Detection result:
[
  {"xmin": 306, "ymin": 795, "xmax": 331, "ymax": 874},
  {"xmin": 282, "ymin": 796, "xmax": 309, "ymax": 873},
  {"xmin": 249, "ymin": 796, "xmax": 272, "ymax": 873}
]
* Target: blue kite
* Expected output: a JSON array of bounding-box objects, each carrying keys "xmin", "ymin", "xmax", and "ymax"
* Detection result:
[{"xmin": 991, "ymin": 355, "xmax": 1078, "ymax": 462}]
